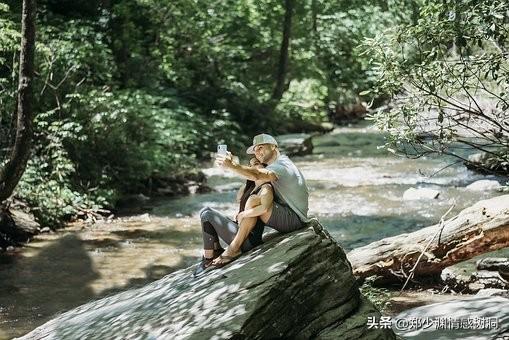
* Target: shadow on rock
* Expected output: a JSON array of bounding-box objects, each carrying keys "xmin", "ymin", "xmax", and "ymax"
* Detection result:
[
  {"xmin": 18, "ymin": 223, "xmax": 396, "ymax": 339},
  {"xmin": 0, "ymin": 234, "xmax": 99, "ymax": 339}
]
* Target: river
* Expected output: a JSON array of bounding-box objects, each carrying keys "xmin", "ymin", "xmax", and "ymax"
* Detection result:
[{"xmin": 0, "ymin": 122, "xmax": 504, "ymax": 339}]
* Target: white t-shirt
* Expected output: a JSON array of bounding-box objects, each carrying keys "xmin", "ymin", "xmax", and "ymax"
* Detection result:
[{"xmin": 266, "ymin": 154, "xmax": 309, "ymax": 222}]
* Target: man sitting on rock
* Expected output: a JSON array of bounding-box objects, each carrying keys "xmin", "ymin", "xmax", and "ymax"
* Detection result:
[{"xmin": 213, "ymin": 133, "xmax": 309, "ymax": 266}]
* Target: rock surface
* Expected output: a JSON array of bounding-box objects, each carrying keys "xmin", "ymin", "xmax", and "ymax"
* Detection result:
[
  {"xmin": 276, "ymin": 133, "xmax": 314, "ymax": 156},
  {"xmin": 476, "ymin": 288, "xmax": 509, "ymax": 298},
  {"xmin": 476, "ymin": 257, "xmax": 509, "ymax": 271},
  {"xmin": 465, "ymin": 179, "xmax": 501, "ymax": 191},
  {"xmin": 18, "ymin": 222, "xmax": 395, "ymax": 340},
  {"xmin": 392, "ymin": 296, "xmax": 509, "ymax": 339},
  {"xmin": 402, "ymin": 187, "xmax": 440, "ymax": 200},
  {"xmin": 440, "ymin": 267, "xmax": 509, "ymax": 293},
  {"xmin": 465, "ymin": 152, "xmax": 509, "ymax": 175},
  {"xmin": 329, "ymin": 102, "xmax": 368, "ymax": 124}
]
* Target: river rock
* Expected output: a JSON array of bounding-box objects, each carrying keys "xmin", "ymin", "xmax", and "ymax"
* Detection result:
[
  {"xmin": 276, "ymin": 133, "xmax": 314, "ymax": 156},
  {"xmin": 0, "ymin": 206, "xmax": 38, "ymax": 248},
  {"xmin": 476, "ymin": 288, "xmax": 509, "ymax": 298},
  {"xmin": 392, "ymin": 296, "xmax": 509, "ymax": 340},
  {"xmin": 476, "ymin": 257, "xmax": 509, "ymax": 271},
  {"xmin": 465, "ymin": 180, "xmax": 501, "ymax": 191},
  {"xmin": 330, "ymin": 102, "xmax": 368, "ymax": 124},
  {"xmin": 403, "ymin": 187, "xmax": 440, "ymax": 200},
  {"xmin": 19, "ymin": 221, "xmax": 395, "ymax": 340},
  {"xmin": 468, "ymin": 152, "xmax": 489, "ymax": 164},
  {"xmin": 465, "ymin": 152, "xmax": 509, "ymax": 175},
  {"xmin": 440, "ymin": 267, "xmax": 509, "ymax": 294},
  {"xmin": 213, "ymin": 181, "xmax": 244, "ymax": 192},
  {"xmin": 152, "ymin": 171, "xmax": 208, "ymax": 197}
]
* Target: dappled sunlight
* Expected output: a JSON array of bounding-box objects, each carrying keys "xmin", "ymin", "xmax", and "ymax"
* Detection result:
[
  {"xmin": 4, "ymin": 124, "xmax": 505, "ymax": 338},
  {"xmin": 267, "ymin": 262, "xmax": 287, "ymax": 273},
  {"xmin": 1, "ymin": 0, "xmax": 506, "ymax": 337},
  {"xmin": 18, "ymin": 224, "xmax": 377, "ymax": 339},
  {"xmin": 277, "ymin": 237, "xmax": 291, "ymax": 245},
  {"xmin": 0, "ymin": 215, "xmax": 204, "ymax": 338},
  {"xmin": 0, "ymin": 234, "xmax": 100, "ymax": 339},
  {"xmin": 15, "ymin": 263, "xmax": 259, "ymax": 338},
  {"xmin": 394, "ymin": 296, "xmax": 509, "ymax": 339}
]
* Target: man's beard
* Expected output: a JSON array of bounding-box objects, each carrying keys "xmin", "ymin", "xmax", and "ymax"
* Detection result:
[{"xmin": 257, "ymin": 152, "xmax": 273, "ymax": 164}]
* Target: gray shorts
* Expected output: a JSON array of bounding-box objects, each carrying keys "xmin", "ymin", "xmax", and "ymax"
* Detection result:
[{"xmin": 267, "ymin": 201, "xmax": 303, "ymax": 232}]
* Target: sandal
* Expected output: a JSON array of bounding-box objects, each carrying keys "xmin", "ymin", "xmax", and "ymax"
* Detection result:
[
  {"xmin": 209, "ymin": 253, "xmax": 241, "ymax": 269},
  {"xmin": 213, "ymin": 247, "xmax": 225, "ymax": 258},
  {"xmin": 193, "ymin": 247, "xmax": 225, "ymax": 277}
]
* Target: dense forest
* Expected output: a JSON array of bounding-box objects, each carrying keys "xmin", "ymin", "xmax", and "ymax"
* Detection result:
[{"xmin": 0, "ymin": 0, "xmax": 507, "ymax": 227}]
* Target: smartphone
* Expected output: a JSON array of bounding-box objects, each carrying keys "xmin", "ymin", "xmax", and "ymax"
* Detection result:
[{"xmin": 217, "ymin": 144, "xmax": 228, "ymax": 155}]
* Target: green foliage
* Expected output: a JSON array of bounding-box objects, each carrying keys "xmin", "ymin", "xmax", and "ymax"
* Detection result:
[
  {"xmin": 2, "ymin": 0, "xmax": 427, "ymax": 226},
  {"xmin": 150, "ymin": 0, "xmax": 287, "ymax": 128},
  {"xmin": 275, "ymin": 78, "xmax": 328, "ymax": 129},
  {"xmin": 17, "ymin": 157, "xmax": 114, "ymax": 227},
  {"xmin": 314, "ymin": 4, "xmax": 396, "ymax": 104},
  {"xmin": 15, "ymin": 88, "xmax": 242, "ymax": 225},
  {"xmin": 61, "ymin": 88, "xmax": 241, "ymax": 191},
  {"xmin": 15, "ymin": 106, "xmax": 115, "ymax": 226},
  {"xmin": 0, "ymin": 3, "xmax": 19, "ymax": 157},
  {"xmin": 35, "ymin": 18, "xmax": 117, "ymax": 111},
  {"xmin": 360, "ymin": 281, "xmax": 391, "ymax": 313},
  {"xmin": 365, "ymin": 0, "xmax": 509, "ymax": 169}
]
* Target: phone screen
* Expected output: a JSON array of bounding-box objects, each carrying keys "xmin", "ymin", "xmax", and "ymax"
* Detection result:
[{"xmin": 217, "ymin": 144, "xmax": 227, "ymax": 155}]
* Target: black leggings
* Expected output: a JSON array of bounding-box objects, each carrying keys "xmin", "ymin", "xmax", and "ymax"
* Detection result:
[{"xmin": 200, "ymin": 207, "xmax": 260, "ymax": 253}]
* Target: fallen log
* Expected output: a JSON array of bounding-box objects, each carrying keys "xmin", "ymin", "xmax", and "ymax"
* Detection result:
[
  {"xmin": 0, "ymin": 203, "xmax": 39, "ymax": 249},
  {"xmin": 347, "ymin": 195, "xmax": 509, "ymax": 283}
]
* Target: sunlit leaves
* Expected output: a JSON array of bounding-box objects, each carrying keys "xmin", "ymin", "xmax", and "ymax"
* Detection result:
[{"xmin": 365, "ymin": 0, "xmax": 509, "ymax": 163}]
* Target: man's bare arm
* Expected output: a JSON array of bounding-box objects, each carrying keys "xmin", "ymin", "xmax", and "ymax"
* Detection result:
[
  {"xmin": 217, "ymin": 153, "xmax": 278, "ymax": 182},
  {"xmin": 230, "ymin": 163, "xmax": 277, "ymax": 182}
]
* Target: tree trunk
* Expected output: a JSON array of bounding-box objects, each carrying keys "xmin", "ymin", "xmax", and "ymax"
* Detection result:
[
  {"xmin": 0, "ymin": 0, "xmax": 36, "ymax": 202},
  {"xmin": 347, "ymin": 195, "xmax": 509, "ymax": 283},
  {"xmin": 311, "ymin": 0, "xmax": 318, "ymax": 38},
  {"xmin": 271, "ymin": 0, "xmax": 294, "ymax": 101}
]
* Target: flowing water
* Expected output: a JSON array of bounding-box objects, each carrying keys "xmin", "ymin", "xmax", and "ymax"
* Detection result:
[{"xmin": 0, "ymin": 122, "xmax": 505, "ymax": 339}]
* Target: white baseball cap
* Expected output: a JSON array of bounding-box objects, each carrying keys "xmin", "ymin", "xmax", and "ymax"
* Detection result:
[{"xmin": 246, "ymin": 133, "xmax": 278, "ymax": 154}]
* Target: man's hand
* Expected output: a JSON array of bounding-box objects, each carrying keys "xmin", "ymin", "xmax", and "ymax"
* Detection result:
[{"xmin": 215, "ymin": 151, "xmax": 236, "ymax": 169}]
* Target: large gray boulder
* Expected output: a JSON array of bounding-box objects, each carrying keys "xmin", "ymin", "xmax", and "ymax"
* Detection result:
[
  {"xmin": 276, "ymin": 133, "xmax": 314, "ymax": 156},
  {"xmin": 18, "ymin": 222, "xmax": 395, "ymax": 340},
  {"xmin": 402, "ymin": 187, "xmax": 440, "ymax": 200},
  {"xmin": 393, "ymin": 296, "xmax": 509, "ymax": 340},
  {"xmin": 465, "ymin": 179, "xmax": 501, "ymax": 191}
]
